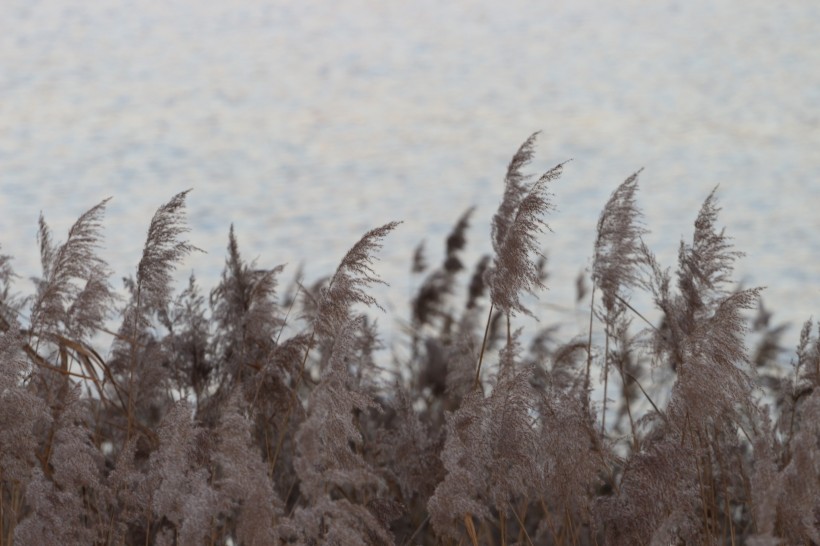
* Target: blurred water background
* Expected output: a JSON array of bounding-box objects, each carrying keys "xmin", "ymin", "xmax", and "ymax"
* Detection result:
[{"xmin": 1, "ymin": 0, "xmax": 819, "ymax": 352}]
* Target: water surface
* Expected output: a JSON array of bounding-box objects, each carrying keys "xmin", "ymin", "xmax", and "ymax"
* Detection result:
[{"xmin": 1, "ymin": 0, "xmax": 818, "ymax": 347}]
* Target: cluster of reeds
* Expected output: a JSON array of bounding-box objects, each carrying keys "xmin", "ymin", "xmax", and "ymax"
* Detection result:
[{"xmin": 0, "ymin": 135, "xmax": 817, "ymax": 545}]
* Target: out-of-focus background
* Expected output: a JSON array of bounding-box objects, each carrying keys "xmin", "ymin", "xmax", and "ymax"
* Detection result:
[{"xmin": 1, "ymin": 0, "xmax": 818, "ymax": 344}]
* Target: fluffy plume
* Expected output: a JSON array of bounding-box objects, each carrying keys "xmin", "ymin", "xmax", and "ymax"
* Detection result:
[
  {"xmin": 383, "ymin": 385, "xmax": 444, "ymax": 503},
  {"xmin": 0, "ymin": 247, "xmax": 15, "ymax": 305},
  {"xmin": 677, "ymin": 186, "xmax": 744, "ymax": 315},
  {"xmin": 135, "ymin": 190, "xmax": 199, "ymax": 313},
  {"xmin": 294, "ymin": 318, "xmax": 382, "ymax": 497},
  {"xmin": 673, "ymin": 288, "xmax": 760, "ymax": 423},
  {"xmin": 213, "ymin": 395, "xmax": 282, "ymax": 545},
  {"xmin": 159, "ymin": 274, "xmax": 212, "ymax": 402},
  {"xmin": 105, "ymin": 435, "xmax": 152, "ymax": 543},
  {"xmin": 600, "ymin": 431, "xmax": 701, "ymax": 546},
  {"xmin": 30, "ymin": 198, "xmax": 113, "ymax": 341},
  {"xmin": 592, "ymin": 170, "xmax": 646, "ymax": 313},
  {"xmin": 752, "ymin": 391, "xmax": 820, "ymax": 545},
  {"xmin": 629, "ymin": 189, "xmax": 765, "ymax": 545},
  {"xmin": 147, "ymin": 401, "xmax": 219, "ymax": 546},
  {"xmin": 486, "ymin": 153, "xmax": 563, "ymax": 318},
  {"xmin": 291, "ymin": 317, "xmax": 392, "ymax": 543},
  {"xmin": 669, "ymin": 191, "xmax": 759, "ymax": 428},
  {"xmin": 444, "ymin": 313, "xmax": 482, "ymax": 398},
  {"xmin": 15, "ymin": 385, "xmax": 105, "ymax": 545},
  {"xmin": 492, "ymin": 131, "xmax": 539, "ymax": 253},
  {"xmin": 210, "ymin": 224, "xmax": 284, "ymax": 381},
  {"xmin": 466, "ymin": 254, "xmax": 491, "ymax": 309},
  {"xmin": 0, "ymin": 325, "xmax": 49, "ymax": 484},
  {"xmin": 788, "ymin": 319, "xmax": 820, "ymax": 407},
  {"xmin": 644, "ymin": 189, "xmax": 758, "ymax": 376},
  {"xmin": 107, "ymin": 191, "xmax": 200, "ymax": 441},
  {"xmin": 444, "ymin": 206, "xmax": 473, "ymax": 273},
  {"xmin": 428, "ymin": 333, "xmax": 539, "ymax": 541},
  {"xmin": 411, "ymin": 240, "xmax": 427, "ymax": 274},
  {"xmin": 14, "ymin": 467, "xmax": 97, "ymax": 545},
  {"xmin": 591, "ymin": 171, "xmax": 646, "ymax": 432},
  {"xmin": 284, "ymin": 496, "xmax": 395, "ymax": 546},
  {"xmin": 316, "ymin": 221, "xmax": 401, "ymax": 337},
  {"xmin": 413, "ymin": 208, "xmax": 473, "ymax": 327}
]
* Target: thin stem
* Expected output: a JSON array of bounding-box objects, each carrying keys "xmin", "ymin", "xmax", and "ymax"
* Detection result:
[
  {"xmin": 601, "ymin": 323, "xmax": 610, "ymax": 436},
  {"xmin": 506, "ymin": 311, "xmax": 511, "ymax": 347},
  {"xmin": 473, "ymin": 302, "xmax": 495, "ymax": 390},
  {"xmin": 585, "ymin": 284, "xmax": 596, "ymax": 389},
  {"xmin": 616, "ymin": 360, "xmax": 639, "ymax": 451},
  {"xmin": 401, "ymin": 514, "xmax": 430, "ymax": 546},
  {"xmin": 274, "ymin": 281, "xmax": 302, "ymax": 346},
  {"xmin": 509, "ymin": 501, "xmax": 535, "ymax": 546},
  {"xmin": 614, "ymin": 293, "xmax": 659, "ymax": 333},
  {"xmin": 499, "ymin": 506, "xmax": 507, "ymax": 546},
  {"xmin": 539, "ymin": 498, "xmax": 561, "ymax": 545},
  {"xmin": 622, "ymin": 370, "xmax": 667, "ymax": 423},
  {"xmin": 127, "ymin": 289, "xmax": 141, "ymax": 443}
]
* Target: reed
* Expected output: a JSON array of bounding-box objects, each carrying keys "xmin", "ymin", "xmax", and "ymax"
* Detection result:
[{"xmin": 0, "ymin": 137, "xmax": 816, "ymax": 545}]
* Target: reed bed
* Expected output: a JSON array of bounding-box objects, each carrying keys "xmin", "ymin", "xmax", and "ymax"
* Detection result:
[{"xmin": 0, "ymin": 134, "xmax": 817, "ymax": 545}]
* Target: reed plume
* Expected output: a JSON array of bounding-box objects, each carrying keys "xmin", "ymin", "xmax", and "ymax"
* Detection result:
[
  {"xmin": 210, "ymin": 224, "xmax": 284, "ymax": 383},
  {"xmin": 590, "ymin": 170, "xmax": 647, "ymax": 432},
  {"xmin": 486, "ymin": 157, "xmax": 562, "ymax": 320},
  {"xmin": 316, "ymin": 221, "xmax": 401, "ymax": 338},
  {"xmin": 429, "ymin": 332, "xmax": 540, "ymax": 542},
  {"xmin": 30, "ymin": 198, "xmax": 113, "ymax": 342},
  {"xmin": 592, "ymin": 170, "xmax": 646, "ymax": 314},
  {"xmin": 476, "ymin": 132, "xmax": 564, "ymax": 388}
]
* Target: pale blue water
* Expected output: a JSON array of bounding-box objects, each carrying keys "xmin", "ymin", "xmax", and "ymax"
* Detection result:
[{"xmin": 1, "ymin": 0, "xmax": 819, "ymax": 347}]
